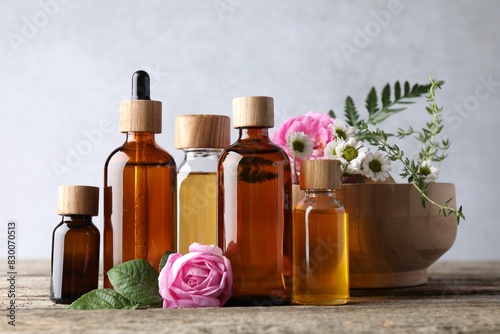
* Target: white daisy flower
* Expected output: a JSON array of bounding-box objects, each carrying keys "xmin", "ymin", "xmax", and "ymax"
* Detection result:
[
  {"xmin": 418, "ymin": 160, "xmax": 439, "ymax": 183},
  {"xmin": 344, "ymin": 160, "xmax": 361, "ymax": 175},
  {"xmin": 361, "ymin": 151, "xmax": 392, "ymax": 181},
  {"xmin": 324, "ymin": 140, "xmax": 341, "ymax": 159},
  {"xmin": 286, "ymin": 132, "xmax": 313, "ymax": 160},
  {"xmin": 329, "ymin": 119, "xmax": 355, "ymax": 140},
  {"xmin": 334, "ymin": 137, "xmax": 368, "ymax": 168}
]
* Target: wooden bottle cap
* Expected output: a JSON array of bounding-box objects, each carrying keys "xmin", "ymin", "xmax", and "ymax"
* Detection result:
[
  {"xmin": 119, "ymin": 100, "xmax": 162, "ymax": 133},
  {"xmin": 299, "ymin": 159, "xmax": 342, "ymax": 190},
  {"xmin": 175, "ymin": 114, "xmax": 231, "ymax": 149},
  {"xmin": 57, "ymin": 185, "xmax": 99, "ymax": 216},
  {"xmin": 232, "ymin": 96, "xmax": 274, "ymax": 128}
]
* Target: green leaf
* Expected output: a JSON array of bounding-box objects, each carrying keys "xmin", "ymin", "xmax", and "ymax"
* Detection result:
[
  {"xmin": 159, "ymin": 250, "xmax": 176, "ymax": 272},
  {"xmin": 238, "ymin": 157, "xmax": 277, "ymax": 183},
  {"xmin": 107, "ymin": 259, "xmax": 163, "ymax": 305},
  {"xmin": 394, "ymin": 81, "xmax": 401, "ymax": 100},
  {"xmin": 328, "ymin": 109, "xmax": 336, "ymax": 118},
  {"xmin": 386, "ymin": 107, "xmax": 406, "ymax": 114},
  {"xmin": 407, "ymin": 83, "xmax": 432, "ymax": 98},
  {"xmin": 381, "ymin": 83, "xmax": 391, "ymax": 108},
  {"xmin": 68, "ymin": 289, "xmax": 138, "ymax": 310},
  {"xmin": 343, "ymin": 96, "xmax": 359, "ymax": 127},
  {"xmin": 365, "ymin": 87, "xmax": 379, "ymax": 116},
  {"xmin": 404, "ymin": 81, "xmax": 410, "ymax": 95}
]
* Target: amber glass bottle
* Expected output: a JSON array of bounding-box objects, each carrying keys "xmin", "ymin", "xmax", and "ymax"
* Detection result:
[
  {"xmin": 293, "ymin": 159, "xmax": 349, "ymax": 306},
  {"xmin": 104, "ymin": 71, "xmax": 176, "ymax": 287},
  {"xmin": 50, "ymin": 185, "xmax": 100, "ymax": 304},
  {"xmin": 175, "ymin": 114, "xmax": 230, "ymax": 254},
  {"xmin": 218, "ymin": 96, "xmax": 292, "ymax": 305}
]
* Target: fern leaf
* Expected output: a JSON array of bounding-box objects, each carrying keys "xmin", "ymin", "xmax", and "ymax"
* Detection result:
[
  {"xmin": 404, "ymin": 81, "xmax": 410, "ymax": 95},
  {"xmin": 381, "ymin": 83, "xmax": 391, "ymax": 108},
  {"xmin": 328, "ymin": 109, "xmax": 336, "ymax": 119},
  {"xmin": 344, "ymin": 96, "xmax": 359, "ymax": 127},
  {"xmin": 394, "ymin": 81, "xmax": 401, "ymax": 100},
  {"xmin": 238, "ymin": 157, "xmax": 277, "ymax": 183},
  {"xmin": 406, "ymin": 83, "xmax": 431, "ymax": 98},
  {"xmin": 365, "ymin": 87, "xmax": 378, "ymax": 116},
  {"xmin": 238, "ymin": 168, "xmax": 277, "ymax": 183},
  {"xmin": 240, "ymin": 156, "xmax": 274, "ymax": 166}
]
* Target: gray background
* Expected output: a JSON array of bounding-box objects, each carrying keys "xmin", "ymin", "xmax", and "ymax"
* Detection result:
[{"xmin": 1, "ymin": 0, "xmax": 499, "ymax": 260}]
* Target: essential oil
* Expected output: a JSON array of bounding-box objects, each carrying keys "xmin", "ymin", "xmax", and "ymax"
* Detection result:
[
  {"xmin": 218, "ymin": 96, "xmax": 292, "ymax": 305},
  {"xmin": 103, "ymin": 70, "xmax": 176, "ymax": 287},
  {"xmin": 292, "ymin": 159, "xmax": 349, "ymax": 305},
  {"xmin": 50, "ymin": 185, "xmax": 100, "ymax": 304},
  {"xmin": 175, "ymin": 114, "xmax": 230, "ymax": 254}
]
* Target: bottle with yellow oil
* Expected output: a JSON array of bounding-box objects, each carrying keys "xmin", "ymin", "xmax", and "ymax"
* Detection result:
[
  {"xmin": 292, "ymin": 159, "xmax": 349, "ymax": 305},
  {"xmin": 175, "ymin": 114, "xmax": 230, "ymax": 254}
]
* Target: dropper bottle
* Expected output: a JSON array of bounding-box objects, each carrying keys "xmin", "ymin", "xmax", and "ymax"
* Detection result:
[{"xmin": 103, "ymin": 70, "xmax": 176, "ymax": 288}]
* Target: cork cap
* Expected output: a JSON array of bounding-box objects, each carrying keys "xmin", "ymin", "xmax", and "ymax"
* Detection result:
[
  {"xmin": 119, "ymin": 100, "xmax": 162, "ymax": 133},
  {"xmin": 175, "ymin": 114, "xmax": 231, "ymax": 149},
  {"xmin": 232, "ymin": 96, "xmax": 274, "ymax": 128},
  {"xmin": 57, "ymin": 185, "xmax": 99, "ymax": 216},
  {"xmin": 299, "ymin": 159, "xmax": 342, "ymax": 190}
]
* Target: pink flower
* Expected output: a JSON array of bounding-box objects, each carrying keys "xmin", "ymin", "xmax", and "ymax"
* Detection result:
[
  {"xmin": 271, "ymin": 111, "xmax": 336, "ymax": 182},
  {"xmin": 158, "ymin": 243, "xmax": 233, "ymax": 308}
]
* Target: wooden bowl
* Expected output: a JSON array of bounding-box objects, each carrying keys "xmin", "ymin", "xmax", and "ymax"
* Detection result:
[{"xmin": 336, "ymin": 183, "xmax": 458, "ymax": 288}]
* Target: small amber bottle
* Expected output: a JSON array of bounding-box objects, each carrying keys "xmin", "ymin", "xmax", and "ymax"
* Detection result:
[
  {"xmin": 175, "ymin": 114, "xmax": 230, "ymax": 254},
  {"xmin": 50, "ymin": 185, "xmax": 100, "ymax": 304},
  {"xmin": 293, "ymin": 159, "xmax": 349, "ymax": 305},
  {"xmin": 104, "ymin": 70, "xmax": 176, "ymax": 287},
  {"xmin": 218, "ymin": 96, "xmax": 293, "ymax": 305}
]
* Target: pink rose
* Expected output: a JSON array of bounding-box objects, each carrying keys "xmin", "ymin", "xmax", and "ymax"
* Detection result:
[
  {"xmin": 158, "ymin": 243, "xmax": 233, "ymax": 308},
  {"xmin": 270, "ymin": 111, "xmax": 336, "ymax": 182}
]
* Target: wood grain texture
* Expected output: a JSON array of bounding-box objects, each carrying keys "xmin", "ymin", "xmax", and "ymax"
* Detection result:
[
  {"xmin": 119, "ymin": 100, "xmax": 162, "ymax": 133},
  {"xmin": 57, "ymin": 185, "xmax": 99, "ymax": 216},
  {"xmin": 232, "ymin": 96, "xmax": 274, "ymax": 128},
  {"xmin": 1, "ymin": 261, "xmax": 499, "ymax": 333},
  {"xmin": 175, "ymin": 114, "xmax": 230, "ymax": 149}
]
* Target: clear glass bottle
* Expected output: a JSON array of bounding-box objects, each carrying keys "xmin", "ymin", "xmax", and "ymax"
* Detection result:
[
  {"xmin": 50, "ymin": 185, "xmax": 100, "ymax": 304},
  {"xmin": 175, "ymin": 114, "xmax": 230, "ymax": 254},
  {"xmin": 103, "ymin": 70, "xmax": 176, "ymax": 288},
  {"xmin": 292, "ymin": 159, "xmax": 349, "ymax": 305},
  {"xmin": 218, "ymin": 96, "xmax": 293, "ymax": 305}
]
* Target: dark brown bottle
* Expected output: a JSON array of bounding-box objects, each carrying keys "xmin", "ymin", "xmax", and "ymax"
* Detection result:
[
  {"xmin": 50, "ymin": 185, "xmax": 100, "ymax": 304},
  {"xmin": 103, "ymin": 71, "xmax": 176, "ymax": 287},
  {"xmin": 218, "ymin": 96, "xmax": 293, "ymax": 305}
]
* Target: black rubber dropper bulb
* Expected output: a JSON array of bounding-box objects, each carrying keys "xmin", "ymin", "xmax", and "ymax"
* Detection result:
[{"xmin": 131, "ymin": 70, "xmax": 151, "ymax": 100}]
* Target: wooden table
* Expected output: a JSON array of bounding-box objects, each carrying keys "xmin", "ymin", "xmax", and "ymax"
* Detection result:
[{"xmin": 1, "ymin": 260, "xmax": 499, "ymax": 333}]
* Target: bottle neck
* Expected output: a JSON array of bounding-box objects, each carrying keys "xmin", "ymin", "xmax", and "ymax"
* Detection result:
[
  {"xmin": 125, "ymin": 131, "xmax": 156, "ymax": 144},
  {"xmin": 183, "ymin": 148, "xmax": 223, "ymax": 160},
  {"xmin": 238, "ymin": 127, "xmax": 270, "ymax": 140},
  {"xmin": 60, "ymin": 215, "xmax": 93, "ymax": 225},
  {"xmin": 305, "ymin": 189, "xmax": 336, "ymax": 198},
  {"xmin": 179, "ymin": 148, "xmax": 222, "ymax": 172}
]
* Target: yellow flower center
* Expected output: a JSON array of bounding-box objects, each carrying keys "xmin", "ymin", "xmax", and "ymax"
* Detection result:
[{"xmin": 342, "ymin": 147, "xmax": 358, "ymax": 161}]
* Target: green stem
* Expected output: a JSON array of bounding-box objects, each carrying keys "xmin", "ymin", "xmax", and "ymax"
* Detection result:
[{"xmin": 368, "ymin": 129, "xmax": 463, "ymax": 224}]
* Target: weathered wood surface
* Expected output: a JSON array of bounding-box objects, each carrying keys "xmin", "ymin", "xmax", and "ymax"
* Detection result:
[{"xmin": 0, "ymin": 260, "xmax": 499, "ymax": 333}]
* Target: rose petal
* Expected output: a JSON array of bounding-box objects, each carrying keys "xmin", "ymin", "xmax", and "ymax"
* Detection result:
[
  {"xmin": 158, "ymin": 253, "xmax": 183, "ymax": 301},
  {"xmin": 175, "ymin": 295, "xmax": 220, "ymax": 308},
  {"xmin": 159, "ymin": 244, "xmax": 234, "ymax": 308}
]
